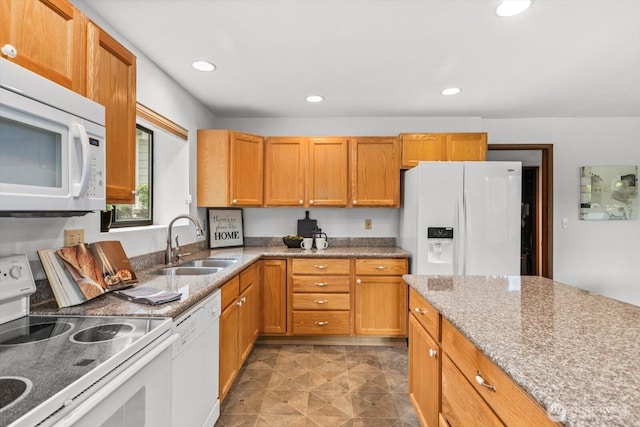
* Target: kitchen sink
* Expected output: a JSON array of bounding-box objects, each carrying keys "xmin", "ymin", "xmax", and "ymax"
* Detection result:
[
  {"xmin": 180, "ymin": 259, "xmax": 238, "ymax": 268},
  {"xmin": 150, "ymin": 266, "xmax": 223, "ymax": 276}
]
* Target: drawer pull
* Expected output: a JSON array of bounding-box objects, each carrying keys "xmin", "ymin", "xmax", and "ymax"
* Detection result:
[
  {"xmin": 315, "ymin": 282, "xmax": 327, "ymax": 287},
  {"xmin": 376, "ymin": 265, "xmax": 386, "ymax": 270},
  {"xmin": 414, "ymin": 307, "xmax": 427, "ymax": 315},
  {"xmin": 356, "ymin": 278, "xmax": 362, "ymax": 284},
  {"xmin": 429, "ymin": 348, "xmax": 437, "ymax": 358},
  {"xmin": 315, "ymin": 321, "xmax": 329, "ymax": 326},
  {"xmin": 314, "ymin": 300, "xmax": 328, "ymax": 304},
  {"xmin": 314, "ymin": 265, "xmax": 327, "ymax": 269},
  {"xmin": 475, "ymin": 371, "xmax": 496, "ymax": 392}
]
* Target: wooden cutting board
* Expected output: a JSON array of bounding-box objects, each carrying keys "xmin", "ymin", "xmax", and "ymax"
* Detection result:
[{"xmin": 297, "ymin": 211, "xmax": 317, "ymax": 238}]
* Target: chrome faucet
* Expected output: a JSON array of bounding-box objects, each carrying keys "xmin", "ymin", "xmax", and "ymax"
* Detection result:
[{"xmin": 166, "ymin": 214, "xmax": 204, "ymax": 265}]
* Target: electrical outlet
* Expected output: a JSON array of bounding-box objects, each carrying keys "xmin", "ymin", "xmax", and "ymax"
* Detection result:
[
  {"xmin": 64, "ymin": 229, "xmax": 85, "ymax": 246},
  {"xmin": 364, "ymin": 219, "xmax": 372, "ymax": 230}
]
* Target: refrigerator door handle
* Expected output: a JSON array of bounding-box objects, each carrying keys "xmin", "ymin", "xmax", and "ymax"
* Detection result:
[
  {"xmin": 455, "ymin": 191, "xmax": 465, "ymax": 275},
  {"xmin": 463, "ymin": 191, "xmax": 470, "ymax": 275}
]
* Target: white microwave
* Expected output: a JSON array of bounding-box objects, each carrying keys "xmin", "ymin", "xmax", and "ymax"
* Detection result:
[{"xmin": 0, "ymin": 58, "xmax": 106, "ymax": 216}]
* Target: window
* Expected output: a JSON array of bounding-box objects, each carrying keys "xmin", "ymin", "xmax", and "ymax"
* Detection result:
[{"xmin": 111, "ymin": 125, "xmax": 153, "ymax": 227}]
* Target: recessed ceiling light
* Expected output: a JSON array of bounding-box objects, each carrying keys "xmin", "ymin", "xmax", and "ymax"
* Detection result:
[
  {"xmin": 306, "ymin": 95, "xmax": 324, "ymax": 103},
  {"xmin": 441, "ymin": 87, "xmax": 462, "ymax": 96},
  {"xmin": 496, "ymin": 0, "xmax": 533, "ymax": 17},
  {"xmin": 192, "ymin": 60, "xmax": 216, "ymax": 72}
]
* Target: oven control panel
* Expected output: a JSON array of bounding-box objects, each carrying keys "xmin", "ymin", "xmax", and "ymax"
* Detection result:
[{"xmin": 0, "ymin": 254, "xmax": 36, "ymax": 301}]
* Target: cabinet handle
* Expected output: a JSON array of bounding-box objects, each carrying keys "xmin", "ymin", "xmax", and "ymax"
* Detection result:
[
  {"xmin": 1, "ymin": 44, "xmax": 17, "ymax": 58},
  {"xmin": 475, "ymin": 371, "xmax": 496, "ymax": 392},
  {"xmin": 315, "ymin": 282, "xmax": 327, "ymax": 287},
  {"xmin": 414, "ymin": 307, "xmax": 427, "ymax": 315},
  {"xmin": 314, "ymin": 299, "xmax": 328, "ymax": 304},
  {"xmin": 241, "ymin": 297, "xmax": 246, "ymax": 303},
  {"xmin": 309, "ymin": 200, "xmax": 314, "ymax": 204},
  {"xmin": 232, "ymin": 199, "xmax": 237, "ymax": 204},
  {"xmin": 375, "ymin": 265, "xmax": 386, "ymax": 270},
  {"xmin": 356, "ymin": 278, "xmax": 362, "ymax": 284},
  {"xmin": 315, "ymin": 321, "xmax": 329, "ymax": 326},
  {"xmin": 299, "ymin": 199, "xmax": 303, "ymax": 204},
  {"xmin": 236, "ymin": 300, "xmax": 242, "ymax": 306},
  {"xmin": 314, "ymin": 264, "xmax": 327, "ymax": 269},
  {"xmin": 429, "ymin": 348, "xmax": 437, "ymax": 358},
  {"xmin": 352, "ymin": 200, "xmax": 358, "ymax": 205}
]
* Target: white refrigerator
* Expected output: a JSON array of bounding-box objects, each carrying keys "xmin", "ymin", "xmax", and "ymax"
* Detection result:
[{"xmin": 399, "ymin": 161, "xmax": 522, "ymax": 276}]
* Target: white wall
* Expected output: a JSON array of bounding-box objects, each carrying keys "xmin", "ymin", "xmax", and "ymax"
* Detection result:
[
  {"xmin": 0, "ymin": 2, "xmax": 217, "ymax": 279},
  {"xmin": 484, "ymin": 118, "xmax": 640, "ymax": 306}
]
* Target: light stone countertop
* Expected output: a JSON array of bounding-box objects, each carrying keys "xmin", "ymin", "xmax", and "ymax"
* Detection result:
[
  {"xmin": 404, "ymin": 274, "xmax": 640, "ymax": 427},
  {"xmin": 32, "ymin": 246, "xmax": 409, "ymax": 320}
]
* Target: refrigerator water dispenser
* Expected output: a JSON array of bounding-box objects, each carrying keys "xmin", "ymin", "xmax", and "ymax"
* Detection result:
[{"xmin": 427, "ymin": 227, "xmax": 454, "ymax": 264}]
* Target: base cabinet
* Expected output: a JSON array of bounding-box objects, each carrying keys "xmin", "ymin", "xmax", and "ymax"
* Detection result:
[
  {"xmin": 261, "ymin": 259, "xmax": 287, "ymax": 335},
  {"xmin": 354, "ymin": 258, "xmax": 408, "ymax": 336},
  {"xmin": 409, "ymin": 315, "xmax": 440, "ymax": 427},
  {"xmin": 219, "ymin": 264, "xmax": 259, "ymax": 401}
]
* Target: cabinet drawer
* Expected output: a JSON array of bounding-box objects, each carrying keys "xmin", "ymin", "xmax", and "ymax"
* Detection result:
[
  {"xmin": 441, "ymin": 319, "xmax": 557, "ymax": 427},
  {"xmin": 292, "ymin": 311, "xmax": 351, "ymax": 335},
  {"xmin": 441, "ymin": 354, "xmax": 504, "ymax": 427},
  {"xmin": 239, "ymin": 263, "xmax": 256, "ymax": 292},
  {"xmin": 292, "ymin": 275, "xmax": 350, "ymax": 293},
  {"xmin": 220, "ymin": 276, "xmax": 240, "ymax": 309},
  {"xmin": 292, "ymin": 293, "xmax": 350, "ymax": 310},
  {"xmin": 355, "ymin": 258, "xmax": 407, "ymax": 275},
  {"xmin": 409, "ymin": 288, "xmax": 440, "ymax": 341},
  {"xmin": 291, "ymin": 258, "xmax": 350, "ymax": 275}
]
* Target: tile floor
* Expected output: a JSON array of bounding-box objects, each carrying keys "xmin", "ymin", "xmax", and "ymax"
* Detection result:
[{"xmin": 214, "ymin": 343, "xmax": 420, "ymax": 427}]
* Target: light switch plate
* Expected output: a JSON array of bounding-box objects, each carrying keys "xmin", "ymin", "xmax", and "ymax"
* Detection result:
[{"xmin": 364, "ymin": 219, "xmax": 372, "ymax": 230}]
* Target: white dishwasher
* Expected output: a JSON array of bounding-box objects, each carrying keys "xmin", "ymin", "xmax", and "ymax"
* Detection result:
[{"xmin": 172, "ymin": 290, "xmax": 221, "ymax": 427}]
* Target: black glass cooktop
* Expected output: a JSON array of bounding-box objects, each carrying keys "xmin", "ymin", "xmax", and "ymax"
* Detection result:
[{"xmin": 0, "ymin": 319, "xmax": 73, "ymax": 346}]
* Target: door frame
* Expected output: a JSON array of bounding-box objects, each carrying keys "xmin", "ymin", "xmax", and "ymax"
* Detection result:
[{"xmin": 488, "ymin": 144, "xmax": 553, "ymax": 278}]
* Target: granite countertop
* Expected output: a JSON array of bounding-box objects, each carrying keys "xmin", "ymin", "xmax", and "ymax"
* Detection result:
[
  {"xmin": 32, "ymin": 246, "xmax": 409, "ymax": 319},
  {"xmin": 404, "ymin": 274, "xmax": 640, "ymax": 427}
]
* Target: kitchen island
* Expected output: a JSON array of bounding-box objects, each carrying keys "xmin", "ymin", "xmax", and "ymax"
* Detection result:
[{"xmin": 404, "ymin": 274, "xmax": 640, "ymax": 427}]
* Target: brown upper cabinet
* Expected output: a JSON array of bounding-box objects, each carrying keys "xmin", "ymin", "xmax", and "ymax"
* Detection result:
[
  {"xmin": 264, "ymin": 137, "xmax": 348, "ymax": 207},
  {"xmin": 197, "ymin": 130, "xmax": 264, "ymax": 207},
  {"xmin": 86, "ymin": 22, "xmax": 137, "ymax": 204},
  {"xmin": 0, "ymin": 0, "xmax": 88, "ymax": 94},
  {"xmin": 400, "ymin": 132, "xmax": 487, "ymax": 168},
  {"xmin": 350, "ymin": 137, "xmax": 400, "ymax": 207}
]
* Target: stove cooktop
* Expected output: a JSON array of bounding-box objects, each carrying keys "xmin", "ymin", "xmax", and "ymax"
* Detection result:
[{"xmin": 0, "ymin": 314, "xmax": 171, "ymax": 427}]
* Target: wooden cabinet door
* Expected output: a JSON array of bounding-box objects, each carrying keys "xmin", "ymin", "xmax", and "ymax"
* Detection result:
[
  {"xmin": 441, "ymin": 354, "xmax": 504, "ymax": 427},
  {"xmin": 237, "ymin": 284, "xmax": 254, "ymax": 364},
  {"xmin": 308, "ymin": 137, "xmax": 349, "ymax": 207},
  {"xmin": 350, "ymin": 137, "xmax": 400, "ymax": 207},
  {"xmin": 230, "ymin": 132, "xmax": 263, "ymax": 206},
  {"xmin": 409, "ymin": 315, "xmax": 440, "ymax": 427},
  {"xmin": 261, "ymin": 259, "xmax": 287, "ymax": 334},
  {"xmin": 401, "ymin": 133, "xmax": 447, "ymax": 168},
  {"xmin": 86, "ymin": 22, "xmax": 137, "ymax": 204},
  {"xmin": 0, "ymin": 0, "xmax": 87, "ymax": 94},
  {"xmin": 219, "ymin": 297, "xmax": 239, "ymax": 401},
  {"xmin": 446, "ymin": 133, "xmax": 487, "ymax": 161},
  {"xmin": 354, "ymin": 275, "xmax": 407, "ymax": 336},
  {"xmin": 264, "ymin": 137, "xmax": 307, "ymax": 206}
]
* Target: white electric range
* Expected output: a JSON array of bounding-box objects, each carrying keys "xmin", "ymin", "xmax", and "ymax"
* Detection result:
[{"xmin": 0, "ymin": 255, "xmax": 175, "ymax": 427}]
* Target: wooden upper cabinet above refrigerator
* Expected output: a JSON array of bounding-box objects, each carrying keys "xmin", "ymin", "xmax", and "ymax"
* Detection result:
[
  {"xmin": 197, "ymin": 130, "xmax": 264, "ymax": 207},
  {"xmin": 0, "ymin": 0, "xmax": 88, "ymax": 94},
  {"xmin": 400, "ymin": 133, "xmax": 487, "ymax": 168}
]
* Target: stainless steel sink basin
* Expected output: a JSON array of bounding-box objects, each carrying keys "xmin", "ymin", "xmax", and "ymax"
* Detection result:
[
  {"xmin": 180, "ymin": 259, "xmax": 238, "ymax": 268},
  {"xmin": 150, "ymin": 266, "xmax": 223, "ymax": 276}
]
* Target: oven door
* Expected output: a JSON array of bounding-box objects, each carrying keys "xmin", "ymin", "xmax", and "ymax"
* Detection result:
[{"xmin": 51, "ymin": 333, "xmax": 178, "ymax": 427}]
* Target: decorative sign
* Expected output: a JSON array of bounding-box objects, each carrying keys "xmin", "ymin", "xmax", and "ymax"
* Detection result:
[
  {"xmin": 580, "ymin": 165, "xmax": 637, "ymax": 220},
  {"xmin": 208, "ymin": 208, "xmax": 244, "ymax": 248}
]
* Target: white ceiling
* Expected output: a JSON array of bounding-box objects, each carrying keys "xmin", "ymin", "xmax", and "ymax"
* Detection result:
[{"xmin": 79, "ymin": 0, "xmax": 640, "ymax": 119}]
